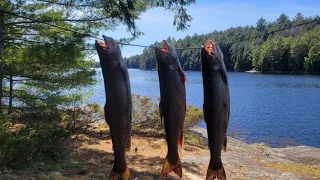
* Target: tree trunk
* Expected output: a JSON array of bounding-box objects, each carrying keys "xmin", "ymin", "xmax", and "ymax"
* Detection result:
[
  {"xmin": 8, "ymin": 65, "xmax": 13, "ymax": 114},
  {"xmin": 0, "ymin": 25, "xmax": 4, "ymax": 113},
  {"xmin": 0, "ymin": 10, "xmax": 5, "ymax": 113}
]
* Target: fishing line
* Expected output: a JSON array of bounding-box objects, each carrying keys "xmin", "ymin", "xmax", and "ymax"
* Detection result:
[{"xmin": 1, "ymin": 9, "xmax": 320, "ymax": 50}]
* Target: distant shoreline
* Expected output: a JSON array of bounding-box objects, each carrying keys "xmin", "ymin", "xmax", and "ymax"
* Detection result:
[{"xmin": 94, "ymin": 67, "xmax": 320, "ymax": 75}]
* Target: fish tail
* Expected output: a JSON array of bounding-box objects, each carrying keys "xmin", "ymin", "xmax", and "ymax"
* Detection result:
[
  {"xmin": 160, "ymin": 156, "xmax": 182, "ymax": 178},
  {"xmin": 206, "ymin": 166, "xmax": 226, "ymax": 180},
  {"xmin": 109, "ymin": 166, "xmax": 131, "ymax": 180}
]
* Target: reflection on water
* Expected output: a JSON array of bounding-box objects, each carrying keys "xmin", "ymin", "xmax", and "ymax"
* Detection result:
[{"xmin": 88, "ymin": 69, "xmax": 320, "ymax": 148}]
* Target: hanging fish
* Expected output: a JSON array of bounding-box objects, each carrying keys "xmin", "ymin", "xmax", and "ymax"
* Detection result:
[
  {"xmin": 155, "ymin": 40, "xmax": 186, "ymax": 178},
  {"xmin": 95, "ymin": 35, "xmax": 132, "ymax": 180},
  {"xmin": 201, "ymin": 40, "xmax": 230, "ymax": 180}
]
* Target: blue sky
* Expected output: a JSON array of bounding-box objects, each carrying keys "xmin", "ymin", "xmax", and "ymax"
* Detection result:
[{"xmin": 91, "ymin": 0, "xmax": 319, "ymax": 61}]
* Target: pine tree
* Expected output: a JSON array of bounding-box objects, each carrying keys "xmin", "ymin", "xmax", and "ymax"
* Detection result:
[{"xmin": 0, "ymin": 0, "xmax": 196, "ymax": 114}]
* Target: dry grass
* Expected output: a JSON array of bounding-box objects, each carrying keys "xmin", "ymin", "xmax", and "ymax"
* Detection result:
[{"xmin": 265, "ymin": 162, "xmax": 320, "ymax": 178}]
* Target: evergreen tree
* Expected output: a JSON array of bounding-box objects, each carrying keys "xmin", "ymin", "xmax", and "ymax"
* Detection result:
[
  {"xmin": 0, "ymin": 0, "xmax": 196, "ymax": 113},
  {"xmin": 125, "ymin": 13, "xmax": 320, "ymax": 74}
]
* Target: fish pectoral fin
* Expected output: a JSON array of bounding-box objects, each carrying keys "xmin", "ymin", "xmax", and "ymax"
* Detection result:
[
  {"xmin": 203, "ymin": 104, "xmax": 207, "ymax": 123},
  {"xmin": 160, "ymin": 157, "xmax": 182, "ymax": 178},
  {"xmin": 109, "ymin": 165, "xmax": 131, "ymax": 180},
  {"xmin": 159, "ymin": 101, "xmax": 163, "ymax": 124},
  {"xmin": 178, "ymin": 131, "xmax": 184, "ymax": 148},
  {"xmin": 126, "ymin": 137, "xmax": 132, "ymax": 153},
  {"xmin": 223, "ymin": 137, "xmax": 227, "ymax": 152},
  {"xmin": 104, "ymin": 104, "xmax": 110, "ymax": 125},
  {"xmin": 206, "ymin": 166, "xmax": 226, "ymax": 180}
]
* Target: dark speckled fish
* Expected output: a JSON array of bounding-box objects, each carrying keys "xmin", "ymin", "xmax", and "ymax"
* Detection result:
[
  {"xmin": 95, "ymin": 35, "xmax": 132, "ymax": 180},
  {"xmin": 155, "ymin": 40, "xmax": 186, "ymax": 178},
  {"xmin": 201, "ymin": 40, "xmax": 230, "ymax": 180}
]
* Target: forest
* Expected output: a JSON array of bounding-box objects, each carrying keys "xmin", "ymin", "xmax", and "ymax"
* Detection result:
[{"xmin": 124, "ymin": 13, "xmax": 320, "ymax": 74}]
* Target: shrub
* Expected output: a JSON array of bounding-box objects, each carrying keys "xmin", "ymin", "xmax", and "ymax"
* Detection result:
[
  {"xmin": 60, "ymin": 103, "xmax": 104, "ymax": 132},
  {"xmin": 132, "ymin": 94, "xmax": 158, "ymax": 124},
  {"xmin": 184, "ymin": 105, "xmax": 203, "ymax": 130},
  {"xmin": 0, "ymin": 118, "xmax": 70, "ymax": 169},
  {"xmin": 131, "ymin": 95, "xmax": 203, "ymax": 133}
]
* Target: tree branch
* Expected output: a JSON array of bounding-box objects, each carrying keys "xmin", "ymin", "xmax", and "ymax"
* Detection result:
[
  {"xmin": 8, "ymin": 33, "xmax": 39, "ymax": 36},
  {"xmin": 5, "ymin": 16, "xmax": 111, "ymax": 25},
  {"xmin": 4, "ymin": 37, "xmax": 52, "ymax": 44},
  {"xmin": 36, "ymin": 0, "xmax": 102, "ymax": 8},
  {"xmin": 3, "ymin": 42, "xmax": 26, "ymax": 47}
]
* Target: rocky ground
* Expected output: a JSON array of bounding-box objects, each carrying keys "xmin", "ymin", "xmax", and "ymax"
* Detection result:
[{"xmin": 0, "ymin": 123, "xmax": 319, "ymax": 180}]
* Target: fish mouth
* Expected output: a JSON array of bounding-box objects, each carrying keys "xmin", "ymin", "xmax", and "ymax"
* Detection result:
[
  {"xmin": 95, "ymin": 35, "xmax": 120, "ymax": 54},
  {"xmin": 95, "ymin": 40, "xmax": 107, "ymax": 50},
  {"xmin": 204, "ymin": 40, "xmax": 216, "ymax": 56},
  {"xmin": 203, "ymin": 40, "xmax": 223, "ymax": 70},
  {"xmin": 155, "ymin": 40, "xmax": 182, "ymax": 70},
  {"xmin": 95, "ymin": 36, "xmax": 122, "ymax": 66},
  {"xmin": 160, "ymin": 40, "xmax": 175, "ymax": 66},
  {"xmin": 161, "ymin": 40, "xmax": 170, "ymax": 54},
  {"xmin": 103, "ymin": 35, "xmax": 120, "ymax": 51}
]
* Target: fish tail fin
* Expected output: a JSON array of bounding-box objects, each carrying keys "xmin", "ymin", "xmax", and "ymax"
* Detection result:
[
  {"xmin": 206, "ymin": 166, "xmax": 226, "ymax": 180},
  {"xmin": 160, "ymin": 156, "xmax": 182, "ymax": 178},
  {"xmin": 223, "ymin": 137, "xmax": 227, "ymax": 152},
  {"xmin": 178, "ymin": 132, "xmax": 184, "ymax": 148},
  {"xmin": 126, "ymin": 137, "xmax": 131, "ymax": 153},
  {"xmin": 109, "ymin": 166, "xmax": 131, "ymax": 180}
]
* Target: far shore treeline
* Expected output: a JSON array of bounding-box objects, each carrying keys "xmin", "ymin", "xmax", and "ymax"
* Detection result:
[{"xmin": 123, "ymin": 13, "xmax": 320, "ymax": 74}]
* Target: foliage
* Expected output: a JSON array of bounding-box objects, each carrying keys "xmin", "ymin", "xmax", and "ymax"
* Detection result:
[
  {"xmin": 59, "ymin": 103, "xmax": 104, "ymax": 132},
  {"xmin": 132, "ymin": 94, "xmax": 158, "ymax": 124},
  {"xmin": 124, "ymin": 13, "xmax": 320, "ymax": 74},
  {"xmin": 184, "ymin": 105, "xmax": 203, "ymax": 130},
  {"xmin": 0, "ymin": 102, "xmax": 105, "ymax": 169},
  {"xmin": 251, "ymin": 37, "xmax": 292, "ymax": 73},
  {"xmin": 305, "ymin": 42, "xmax": 320, "ymax": 73},
  {"xmin": 124, "ymin": 55, "xmax": 140, "ymax": 69},
  {"xmin": 0, "ymin": 118, "xmax": 70, "ymax": 169},
  {"xmin": 129, "ymin": 94, "xmax": 203, "ymax": 131}
]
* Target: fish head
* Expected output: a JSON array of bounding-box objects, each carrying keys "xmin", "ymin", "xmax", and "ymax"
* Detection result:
[
  {"xmin": 155, "ymin": 40, "xmax": 181, "ymax": 71},
  {"xmin": 95, "ymin": 35, "xmax": 122, "ymax": 68},
  {"xmin": 201, "ymin": 40, "xmax": 224, "ymax": 71}
]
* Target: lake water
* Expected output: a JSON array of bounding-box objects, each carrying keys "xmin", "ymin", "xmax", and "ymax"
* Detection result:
[{"xmin": 88, "ymin": 69, "xmax": 320, "ymax": 148}]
